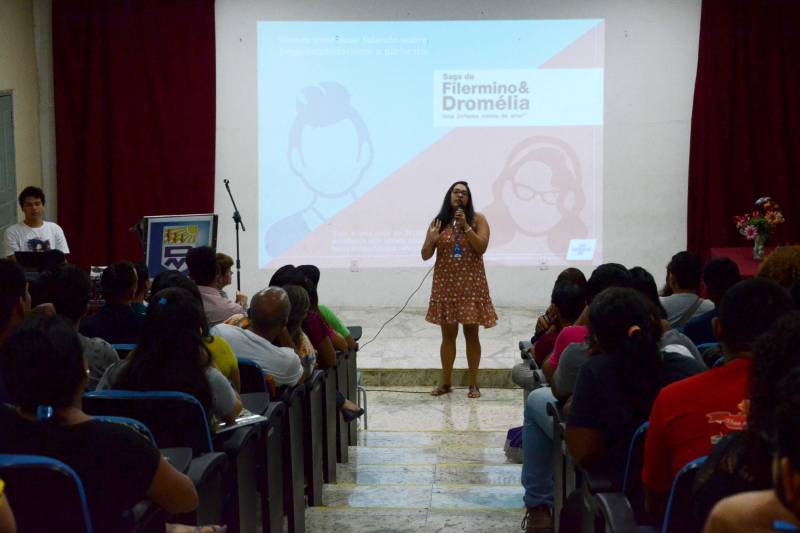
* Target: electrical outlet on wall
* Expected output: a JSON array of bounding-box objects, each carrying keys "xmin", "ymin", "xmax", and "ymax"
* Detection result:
[{"xmin": 350, "ymin": 260, "xmax": 359, "ymax": 272}]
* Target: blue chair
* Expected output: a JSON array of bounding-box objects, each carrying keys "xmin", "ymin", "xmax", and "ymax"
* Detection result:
[
  {"xmin": 93, "ymin": 415, "xmax": 158, "ymax": 445},
  {"xmin": 238, "ymin": 357, "xmax": 269, "ymax": 395},
  {"xmin": 621, "ymin": 422, "xmax": 649, "ymax": 521},
  {"xmin": 111, "ymin": 343, "xmax": 137, "ymax": 358},
  {"xmin": 0, "ymin": 454, "xmax": 94, "ymax": 533},
  {"xmin": 83, "ymin": 390, "xmax": 257, "ymax": 531},
  {"xmin": 662, "ymin": 456, "xmax": 707, "ymax": 533}
]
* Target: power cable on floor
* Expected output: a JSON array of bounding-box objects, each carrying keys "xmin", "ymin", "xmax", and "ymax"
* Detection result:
[{"xmin": 357, "ymin": 265, "xmax": 434, "ymax": 351}]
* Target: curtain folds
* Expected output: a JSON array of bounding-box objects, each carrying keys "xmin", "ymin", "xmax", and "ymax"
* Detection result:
[
  {"xmin": 687, "ymin": 0, "xmax": 800, "ymax": 255},
  {"xmin": 53, "ymin": 0, "xmax": 216, "ymax": 268}
]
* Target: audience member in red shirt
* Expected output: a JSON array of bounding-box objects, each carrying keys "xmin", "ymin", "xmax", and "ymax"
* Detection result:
[
  {"xmin": 643, "ymin": 279, "xmax": 794, "ymax": 521},
  {"xmin": 703, "ymin": 366, "xmax": 800, "ymax": 533}
]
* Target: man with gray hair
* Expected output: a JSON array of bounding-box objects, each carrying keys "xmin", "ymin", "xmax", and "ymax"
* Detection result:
[{"xmin": 211, "ymin": 287, "xmax": 304, "ymax": 386}]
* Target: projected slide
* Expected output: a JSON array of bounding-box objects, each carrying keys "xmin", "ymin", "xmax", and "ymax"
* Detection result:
[{"xmin": 258, "ymin": 20, "xmax": 604, "ymax": 268}]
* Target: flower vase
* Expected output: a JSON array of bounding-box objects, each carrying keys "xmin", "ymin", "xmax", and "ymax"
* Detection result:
[{"xmin": 753, "ymin": 235, "xmax": 766, "ymax": 261}]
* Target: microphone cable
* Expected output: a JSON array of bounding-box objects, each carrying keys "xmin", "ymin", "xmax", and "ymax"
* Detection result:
[{"xmin": 358, "ymin": 265, "xmax": 435, "ymax": 351}]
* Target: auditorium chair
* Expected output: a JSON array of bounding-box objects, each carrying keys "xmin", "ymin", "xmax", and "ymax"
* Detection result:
[
  {"xmin": 0, "ymin": 454, "xmax": 94, "ymax": 533},
  {"xmin": 659, "ymin": 456, "xmax": 707, "ymax": 533},
  {"xmin": 335, "ymin": 350, "xmax": 350, "ymax": 463},
  {"xmin": 240, "ymin": 393, "xmax": 286, "ymax": 533},
  {"xmin": 321, "ymin": 365, "xmax": 338, "ymax": 483},
  {"xmin": 585, "ymin": 456, "xmax": 709, "ymax": 533},
  {"xmin": 83, "ymin": 390, "xmax": 261, "ymax": 533},
  {"xmin": 303, "ymin": 369, "xmax": 325, "ymax": 506},
  {"xmin": 547, "ymin": 399, "xmax": 575, "ymax": 531},
  {"xmin": 237, "ymin": 357, "xmax": 270, "ymax": 394},
  {"xmin": 621, "ymin": 422, "xmax": 649, "ymax": 522},
  {"xmin": 591, "ymin": 492, "xmax": 639, "ymax": 533},
  {"xmin": 277, "ymin": 384, "xmax": 307, "ymax": 533}
]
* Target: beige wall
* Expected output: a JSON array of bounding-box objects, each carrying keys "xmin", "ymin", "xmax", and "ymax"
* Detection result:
[{"xmin": 0, "ymin": 0, "xmax": 43, "ymax": 219}]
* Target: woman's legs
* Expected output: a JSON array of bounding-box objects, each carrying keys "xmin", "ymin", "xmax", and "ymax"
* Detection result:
[
  {"xmin": 463, "ymin": 324, "xmax": 481, "ymax": 394},
  {"xmin": 439, "ymin": 323, "xmax": 459, "ymax": 387}
]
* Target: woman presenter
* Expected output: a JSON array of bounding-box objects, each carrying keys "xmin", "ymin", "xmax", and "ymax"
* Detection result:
[{"xmin": 421, "ymin": 181, "xmax": 497, "ymax": 398}]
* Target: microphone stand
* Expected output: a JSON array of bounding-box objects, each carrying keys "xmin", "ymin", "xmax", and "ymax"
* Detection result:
[{"xmin": 223, "ymin": 179, "xmax": 246, "ymax": 293}]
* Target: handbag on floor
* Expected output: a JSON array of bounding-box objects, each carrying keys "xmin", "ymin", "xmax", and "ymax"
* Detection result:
[{"xmin": 504, "ymin": 426, "xmax": 523, "ymax": 463}]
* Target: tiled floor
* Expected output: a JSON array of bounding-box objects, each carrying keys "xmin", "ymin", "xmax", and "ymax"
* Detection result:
[
  {"xmin": 305, "ymin": 387, "xmax": 525, "ymax": 532},
  {"xmin": 336, "ymin": 306, "xmax": 544, "ymax": 371}
]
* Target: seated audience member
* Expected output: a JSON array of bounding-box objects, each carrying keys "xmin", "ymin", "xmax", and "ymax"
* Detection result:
[
  {"xmin": 0, "ymin": 315, "xmax": 198, "ymax": 532},
  {"xmin": 80, "ymin": 261, "xmax": 144, "ymax": 344},
  {"xmin": 268, "ymin": 266, "xmax": 363, "ymax": 420},
  {"xmin": 703, "ymin": 367, "xmax": 800, "ymax": 533},
  {"xmin": 0, "ymin": 260, "xmax": 30, "ymax": 403},
  {"xmin": 148, "ymin": 271, "xmax": 240, "ymax": 391},
  {"xmin": 521, "ymin": 264, "xmax": 631, "ymax": 532},
  {"xmin": 284, "ymin": 284, "xmax": 315, "ymax": 362},
  {"xmin": 99, "ymin": 287, "xmax": 243, "ymax": 424},
  {"xmin": 211, "ymin": 287, "xmax": 305, "ymax": 387},
  {"xmin": 683, "ymin": 258, "xmax": 741, "ymax": 346},
  {"xmin": 643, "ymin": 279, "xmax": 794, "ymax": 521},
  {"xmin": 269, "ymin": 266, "xmax": 336, "ymax": 369},
  {"xmin": 660, "ymin": 251, "xmax": 715, "ymax": 328},
  {"xmin": 543, "ymin": 263, "xmax": 632, "ymax": 393},
  {"xmin": 692, "ymin": 311, "xmax": 800, "ymax": 524},
  {"xmin": 297, "ymin": 264, "xmax": 357, "ymax": 352},
  {"xmin": 757, "ymin": 245, "xmax": 800, "ymax": 289},
  {"xmin": 531, "ymin": 268, "xmax": 587, "ymax": 343},
  {"xmin": 530, "ymin": 280, "xmax": 586, "ymax": 367},
  {"xmin": 629, "ymin": 266, "xmax": 704, "ymax": 365},
  {"xmin": 131, "ymin": 261, "xmax": 150, "ymax": 317},
  {"xmin": 214, "ymin": 253, "xmax": 247, "ymax": 308},
  {"xmin": 186, "ymin": 246, "xmax": 246, "ymax": 326},
  {"xmin": 566, "ymin": 288, "xmax": 703, "ymax": 485},
  {"xmin": 34, "ymin": 264, "xmax": 119, "ymax": 390}
]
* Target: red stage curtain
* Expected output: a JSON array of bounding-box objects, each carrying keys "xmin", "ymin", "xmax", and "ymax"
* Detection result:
[
  {"xmin": 687, "ymin": 0, "xmax": 800, "ymax": 256},
  {"xmin": 53, "ymin": 0, "xmax": 216, "ymax": 269}
]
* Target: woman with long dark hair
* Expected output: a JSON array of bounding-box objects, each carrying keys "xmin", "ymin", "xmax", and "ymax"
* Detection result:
[
  {"xmin": 421, "ymin": 181, "xmax": 497, "ymax": 398},
  {"xmin": 564, "ymin": 288, "xmax": 702, "ymax": 487},
  {"xmin": 99, "ymin": 287, "xmax": 242, "ymax": 425}
]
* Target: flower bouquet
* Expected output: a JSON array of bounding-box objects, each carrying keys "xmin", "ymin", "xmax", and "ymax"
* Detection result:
[{"xmin": 734, "ymin": 197, "xmax": 785, "ymax": 260}]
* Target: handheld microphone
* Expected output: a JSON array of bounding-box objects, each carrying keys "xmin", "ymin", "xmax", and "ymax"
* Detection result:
[{"xmin": 453, "ymin": 201, "xmax": 461, "ymax": 228}]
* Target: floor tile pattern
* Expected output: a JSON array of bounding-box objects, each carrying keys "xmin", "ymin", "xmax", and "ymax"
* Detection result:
[{"xmin": 305, "ymin": 387, "xmax": 525, "ymax": 532}]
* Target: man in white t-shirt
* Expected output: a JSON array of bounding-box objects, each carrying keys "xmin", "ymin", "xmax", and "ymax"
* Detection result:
[
  {"xmin": 4, "ymin": 186, "xmax": 69, "ymax": 258},
  {"xmin": 211, "ymin": 286, "xmax": 305, "ymax": 387}
]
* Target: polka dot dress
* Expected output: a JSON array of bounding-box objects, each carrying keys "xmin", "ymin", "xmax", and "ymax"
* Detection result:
[{"xmin": 426, "ymin": 225, "xmax": 498, "ymax": 327}]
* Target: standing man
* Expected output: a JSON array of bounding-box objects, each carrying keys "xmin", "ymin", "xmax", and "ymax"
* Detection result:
[{"xmin": 4, "ymin": 186, "xmax": 69, "ymax": 258}]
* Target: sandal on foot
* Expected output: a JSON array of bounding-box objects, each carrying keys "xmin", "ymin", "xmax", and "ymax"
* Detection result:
[
  {"xmin": 468, "ymin": 386, "xmax": 481, "ymax": 399},
  {"xmin": 430, "ymin": 384, "xmax": 453, "ymax": 396}
]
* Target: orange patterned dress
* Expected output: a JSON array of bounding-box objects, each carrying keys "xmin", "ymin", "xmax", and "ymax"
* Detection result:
[{"xmin": 425, "ymin": 225, "xmax": 498, "ymax": 327}]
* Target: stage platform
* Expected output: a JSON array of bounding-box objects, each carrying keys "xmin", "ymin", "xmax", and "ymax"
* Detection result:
[{"xmin": 338, "ymin": 306, "xmax": 543, "ymax": 388}]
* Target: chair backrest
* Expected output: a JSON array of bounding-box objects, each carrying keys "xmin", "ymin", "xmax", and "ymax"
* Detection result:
[
  {"xmin": 0, "ymin": 454, "xmax": 94, "ymax": 533},
  {"xmin": 111, "ymin": 343, "xmax": 137, "ymax": 358},
  {"xmin": 621, "ymin": 422, "xmax": 649, "ymax": 520},
  {"xmin": 237, "ymin": 357, "xmax": 268, "ymax": 394},
  {"xmin": 92, "ymin": 415, "xmax": 157, "ymax": 446},
  {"xmin": 662, "ymin": 456, "xmax": 707, "ymax": 533},
  {"xmin": 84, "ymin": 390, "xmax": 213, "ymax": 455}
]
